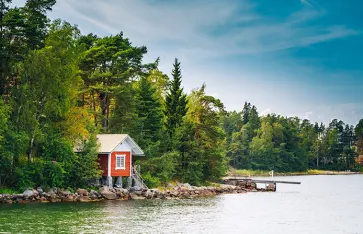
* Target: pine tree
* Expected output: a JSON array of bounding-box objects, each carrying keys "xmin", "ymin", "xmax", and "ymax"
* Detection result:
[
  {"xmin": 135, "ymin": 77, "xmax": 163, "ymax": 148},
  {"xmin": 241, "ymin": 102, "xmax": 251, "ymax": 125},
  {"xmin": 164, "ymin": 58, "xmax": 188, "ymax": 137}
]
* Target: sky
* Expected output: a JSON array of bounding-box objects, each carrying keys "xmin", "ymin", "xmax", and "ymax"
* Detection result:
[{"xmin": 13, "ymin": 0, "xmax": 363, "ymax": 125}]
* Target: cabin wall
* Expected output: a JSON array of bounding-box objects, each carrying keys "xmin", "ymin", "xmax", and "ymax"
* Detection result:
[
  {"xmin": 110, "ymin": 151, "xmax": 131, "ymax": 177},
  {"xmin": 98, "ymin": 154, "xmax": 108, "ymax": 176}
]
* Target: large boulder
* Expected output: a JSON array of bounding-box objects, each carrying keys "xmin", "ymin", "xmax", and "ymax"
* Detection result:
[
  {"xmin": 77, "ymin": 196, "xmax": 91, "ymax": 202},
  {"xmin": 39, "ymin": 197, "xmax": 48, "ymax": 203},
  {"xmin": 100, "ymin": 186, "xmax": 117, "ymax": 200},
  {"xmin": 181, "ymin": 192, "xmax": 191, "ymax": 199},
  {"xmin": 31, "ymin": 189, "xmax": 39, "ymax": 197},
  {"xmin": 63, "ymin": 194, "xmax": 75, "ymax": 202},
  {"xmin": 77, "ymin": 189, "xmax": 88, "ymax": 196},
  {"xmin": 58, "ymin": 190, "xmax": 71, "ymax": 197},
  {"xmin": 130, "ymin": 193, "xmax": 146, "ymax": 200},
  {"xmin": 144, "ymin": 190, "xmax": 154, "ymax": 199},
  {"xmin": 36, "ymin": 187, "xmax": 44, "ymax": 194},
  {"xmin": 89, "ymin": 190, "xmax": 101, "ymax": 199},
  {"xmin": 23, "ymin": 189, "xmax": 34, "ymax": 198}
]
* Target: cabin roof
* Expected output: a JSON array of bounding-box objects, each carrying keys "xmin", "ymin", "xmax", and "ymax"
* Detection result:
[
  {"xmin": 74, "ymin": 134, "xmax": 144, "ymax": 156},
  {"xmin": 96, "ymin": 134, "xmax": 144, "ymax": 156}
]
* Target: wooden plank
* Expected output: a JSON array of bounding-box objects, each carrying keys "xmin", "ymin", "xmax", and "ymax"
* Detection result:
[{"xmin": 250, "ymin": 180, "xmax": 300, "ymax": 184}]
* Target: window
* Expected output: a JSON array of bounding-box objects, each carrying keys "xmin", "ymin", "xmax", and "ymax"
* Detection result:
[{"xmin": 116, "ymin": 154, "xmax": 126, "ymax": 170}]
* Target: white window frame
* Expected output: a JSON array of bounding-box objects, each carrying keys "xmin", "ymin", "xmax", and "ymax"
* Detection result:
[{"xmin": 115, "ymin": 154, "xmax": 126, "ymax": 170}]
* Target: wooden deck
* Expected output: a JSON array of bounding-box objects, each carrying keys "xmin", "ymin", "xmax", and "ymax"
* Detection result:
[{"xmin": 222, "ymin": 177, "xmax": 301, "ymax": 185}]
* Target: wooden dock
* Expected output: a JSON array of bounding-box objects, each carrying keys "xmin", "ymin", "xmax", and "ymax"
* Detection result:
[
  {"xmin": 222, "ymin": 177, "xmax": 301, "ymax": 185},
  {"xmin": 222, "ymin": 177, "xmax": 301, "ymax": 192}
]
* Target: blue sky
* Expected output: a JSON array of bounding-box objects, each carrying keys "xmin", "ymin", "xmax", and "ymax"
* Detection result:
[{"xmin": 13, "ymin": 0, "xmax": 363, "ymax": 125}]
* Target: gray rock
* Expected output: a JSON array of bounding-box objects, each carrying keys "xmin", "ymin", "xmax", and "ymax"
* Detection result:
[
  {"xmin": 133, "ymin": 186, "xmax": 141, "ymax": 191},
  {"xmin": 183, "ymin": 183, "xmax": 192, "ymax": 190},
  {"xmin": 170, "ymin": 191, "xmax": 179, "ymax": 197},
  {"xmin": 48, "ymin": 188, "xmax": 56, "ymax": 196},
  {"xmin": 31, "ymin": 189, "xmax": 39, "ymax": 197},
  {"xmin": 100, "ymin": 186, "xmax": 117, "ymax": 200},
  {"xmin": 181, "ymin": 192, "xmax": 191, "ymax": 199},
  {"xmin": 144, "ymin": 190, "xmax": 153, "ymax": 199},
  {"xmin": 77, "ymin": 196, "xmax": 91, "ymax": 202},
  {"xmin": 77, "ymin": 188, "xmax": 88, "ymax": 196},
  {"xmin": 58, "ymin": 190, "xmax": 71, "ymax": 197},
  {"xmin": 130, "ymin": 193, "xmax": 146, "ymax": 200},
  {"xmin": 23, "ymin": 189, "xmax": 34, "ymax": 198},
  {"xmin": 89, "ymin": 193, "xmax": 98, "ymax": 199},
  {"xmin": 36, "ymin": 187, "xmax": 43, "ymax": 194}
]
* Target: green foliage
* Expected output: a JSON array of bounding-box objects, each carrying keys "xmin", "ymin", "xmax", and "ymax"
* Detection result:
[
  {"xmin": 141, "ymin": 172, "xmax": 161, "ymax": 188},
  {"xmin": 139, "ymin": 151, "xmax": 177, "ymax": 187},
  {"xmin": 0, "ymin": 2, "xmax": 360, "ymax": 192},
  {"xmin": 15, "ymin": 159, "xmax": 64, "ymax": 189},
  {"xmin": 133, "ymin": 76, "xmax": 163, "ymax": 149},
  {"xmin": 0, "ymin": 187, "xmax": 20, "ymax": 195},
  {"xmin": 43, "ymin": 161, "xmax": 65, "ymax": 188},
  {"xmin": 71, "ymin": 132, "xmax": 102, "ymax": 188},
  {"xmin": 79, "ymin": 32, "xmax": 149, "ymax": 131},
  {"xmin": 0, "ymin": 0, "xmax": 56, "ymax": 97},
  {"xmin": 355, "ymin": 119, "xmax": 363, "ymax": 156},
  {"xmin": 224, "ymin": 113, "xmax": 359, "ymax": 172},
  {"xmin": 164, "ymin": 58, "xmax": 188, "ymax": 138},
  {"xmin": 173, "ymin": 84, "xmax": 227, "ymax": 185}
]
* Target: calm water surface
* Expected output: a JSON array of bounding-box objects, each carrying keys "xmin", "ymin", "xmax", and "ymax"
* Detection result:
[{"xmin": 0, "ymin": 175, "xmax": 362, "ymax": 234}]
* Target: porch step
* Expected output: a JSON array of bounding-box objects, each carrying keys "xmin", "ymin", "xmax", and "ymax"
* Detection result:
[{"xmin": 132, "ymin": 165, "xmax": 148, "ymax": 189}]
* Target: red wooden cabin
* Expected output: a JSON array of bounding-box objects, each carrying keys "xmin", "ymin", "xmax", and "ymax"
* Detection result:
[{"xmin": 96, "ymin": 134, "xmax": 145, "ymax": 177}]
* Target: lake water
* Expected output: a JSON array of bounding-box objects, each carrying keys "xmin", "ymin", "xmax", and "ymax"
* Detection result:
[{"xmin": 0, "ymin": 175, "xmax": 362, "ymax": 234}]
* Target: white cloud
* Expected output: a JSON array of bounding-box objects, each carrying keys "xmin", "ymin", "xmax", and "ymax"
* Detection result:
[
  {"xmin": 55, "ymin": 0, "xmax": 358, "ymax": 60},
  {"xmin": 10, "ymin": 0, "xmax": 361, "ymax": 125},
  {"xmin": 304, "ymin": 111, "xmax": 313, "ymax": 120},
  {"xmin": 300, "ymin": 0, "xmax": 313, "ymax": 7},
  {"xmin": 261, "ymin": 108, "xmax": 273, "ymax": 116}
]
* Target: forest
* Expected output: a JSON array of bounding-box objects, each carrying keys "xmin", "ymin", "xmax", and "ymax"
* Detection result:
[{"xmin": 0, "ymin": 0, "xmax": 362, "ymax": 190}]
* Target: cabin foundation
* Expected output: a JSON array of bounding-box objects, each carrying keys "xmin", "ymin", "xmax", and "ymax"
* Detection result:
[
  {"xmin": 115, "ymin": 176, "xmax": 123, "ymax": 188},
  {"xmin": 126, "ymin": 176, "xmax": 132, "ymax": 189},
  {"xmin": 106, "ymin": 176, "xmax": 113, "ymax": 187}
]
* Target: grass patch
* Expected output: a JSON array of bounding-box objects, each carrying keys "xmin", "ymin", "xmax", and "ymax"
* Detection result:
[
  {"xmin": 306, "ymin": 169, "xmax": 328, "ymax": 175},
  {"xmin": 229, "ymin": 169, "xmax": 270, "ymax": 177},
  {"xmin": 228, "ymin": 168, "xmax": 362, "ymax": 177},
  {"xmin": 0, "ymin": 187, "xmax": 21, "ymax": 194}
]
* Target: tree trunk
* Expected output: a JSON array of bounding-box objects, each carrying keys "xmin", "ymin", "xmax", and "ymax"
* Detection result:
[
  {"xmin": 91, "ymin": 90, "xmax": 97, "ymax": 126},
  {"xmin": 100, "ymin": 92, "xmax": 109, "ymax": 132},
  {"xmin": 28, "ymin": 134, "xmax": 35, "ymax": 163}
]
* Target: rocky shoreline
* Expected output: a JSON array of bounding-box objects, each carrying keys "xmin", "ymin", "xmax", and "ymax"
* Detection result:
[{"xmin": 0, "ymin": 181, "xmax": 274, "ymax": 204}]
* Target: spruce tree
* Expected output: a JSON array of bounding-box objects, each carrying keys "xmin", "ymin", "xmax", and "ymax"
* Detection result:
[
  {"xmin": 241, "ymin": 102, "xmax": 251, "ymax": 125},
  {"xmin": 135, "ymin": 76, "xmax": 163, "ymax": 148},
  {"xmin": 164, "ymin": 58, "xmax": 188, "ymax": 137}
]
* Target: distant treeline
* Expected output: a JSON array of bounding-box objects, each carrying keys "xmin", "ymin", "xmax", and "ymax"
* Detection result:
[
  {"xmin": 0, "ymin": 0, "xmax": 362, "ymax": 190},
  {"xmin": 223, "ymin": 104, "xmax": 362, "ymax": 172}
]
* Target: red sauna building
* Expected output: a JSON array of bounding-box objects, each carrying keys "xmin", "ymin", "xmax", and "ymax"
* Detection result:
[{"xmin": 94, "ymin": 134, "xmax": 145, "ymax": 188}]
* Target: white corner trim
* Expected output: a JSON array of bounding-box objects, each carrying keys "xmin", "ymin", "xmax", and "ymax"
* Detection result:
[
  {"xmin": 107, "ymin": 153, "xmax": 111, "ymax": 177},
  {"xmin": 130, "ymin": 150, "xmax": 132, "ymax": 176}
]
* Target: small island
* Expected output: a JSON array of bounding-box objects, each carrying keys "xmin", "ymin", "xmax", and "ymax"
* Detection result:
[{"xmin": 0, "ymin": 0, "xmax": 363, "ymax": 205}]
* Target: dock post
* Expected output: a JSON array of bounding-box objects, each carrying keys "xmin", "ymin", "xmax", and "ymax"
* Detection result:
[
  {"xmin": 106, "ymin": 176, "xmax": 113, "ymax": 187},
  {"xmin": 115, "ymin": 176, "xmax": 123, "ymax": 188},
  {"xmin": 126, "ymin": 176, "xmax": 132, "ymax": 190}
]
